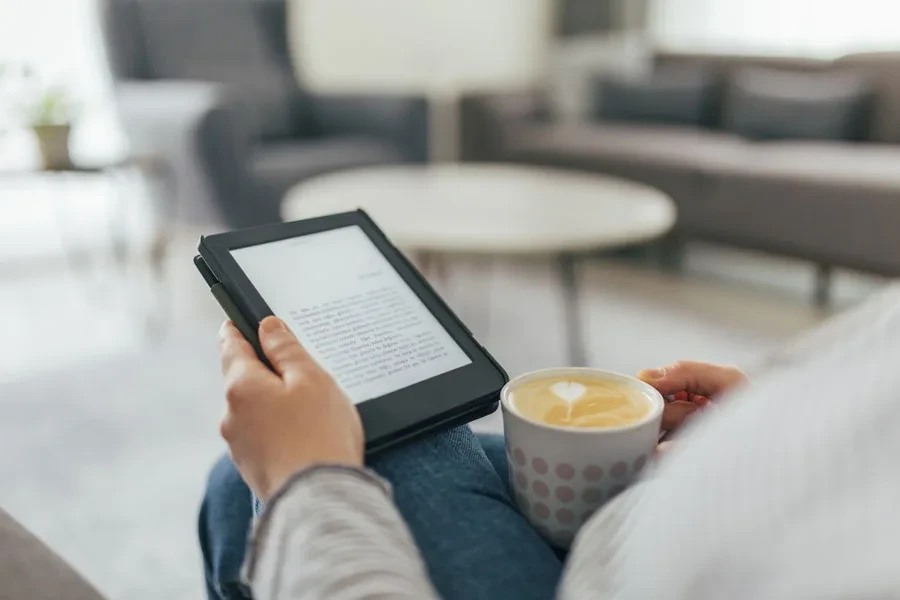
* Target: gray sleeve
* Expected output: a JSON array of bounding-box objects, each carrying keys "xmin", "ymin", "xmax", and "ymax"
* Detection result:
[{"xmin": 245, "ymin": 466, "xmax": 439, "ymax": 600}]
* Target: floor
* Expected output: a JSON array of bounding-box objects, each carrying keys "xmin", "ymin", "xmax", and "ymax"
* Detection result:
[{"xmin": 0, "ymin": 190, "xmax": 888, "ymax": 599}]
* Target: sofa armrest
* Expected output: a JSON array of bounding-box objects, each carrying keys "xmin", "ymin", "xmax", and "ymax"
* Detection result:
[
  {"xmin": 0, "ymin": 508, "xmax": 105, "ymax": 600},
  {"xmin": 459, "ymin": 92, "xmax": 548, "ymax": 162},
  {"xmin": 114, "ymin": 79, "xmax": 255, "ymax": 227},
  {"xmin": 309, "ymin": 94, "xmax": 429, "ymax": 162}
]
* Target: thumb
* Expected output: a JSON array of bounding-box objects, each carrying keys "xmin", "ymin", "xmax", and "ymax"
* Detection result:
[
  {"xmin": 639, "ymin": 361, "xmax": 745, "ymax": 397},
  {"xmin": 258, "ymin": 316, "xmax": 312, "ymax": 381}
]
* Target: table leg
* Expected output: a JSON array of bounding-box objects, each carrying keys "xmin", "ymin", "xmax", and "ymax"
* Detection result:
[
  {"xmin": 558, "ymin": 254, "xmax": 587, "ymax": 367},
  {"xmin": 50, "ymin": 173, "xmax": 91, "ymax": 273},
  {"xmin": 141, "ymin": 160, "xmax": 177, "ymax": 339},
  {"xmin": 105, "ymin": 168, "xmax": 131, "ymax": 273}
]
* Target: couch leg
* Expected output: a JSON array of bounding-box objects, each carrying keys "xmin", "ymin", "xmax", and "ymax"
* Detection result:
[
  {"xmin": 658, "ymin": 234, "xmax": 685, "ymax": 272},
  {"xmin": 814, "ymin": 264, "xmax": 833, "ymax": 307}
]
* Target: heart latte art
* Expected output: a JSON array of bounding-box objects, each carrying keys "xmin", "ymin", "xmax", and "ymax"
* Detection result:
[
  {"xmin": 510, "ymin": 375, "xmax": 651, "ymax": 429},
  {"xmin": 549, "ymin": 381, "xmax": 587, "ymax": 402}
]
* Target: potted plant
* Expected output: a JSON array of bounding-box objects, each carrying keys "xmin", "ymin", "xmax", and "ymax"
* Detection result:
[
  {"xmin": 0, "ymin": 63, "xmax": 78, "ymax": 170},
  {"xmin": 29, "ymin": 86, "xmax": 77, "ymax": 170}
]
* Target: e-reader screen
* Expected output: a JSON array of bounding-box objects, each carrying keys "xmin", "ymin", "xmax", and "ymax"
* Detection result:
[{"xmin": 230, "ymin": 225, "xmax": 472, "ymax": 404}]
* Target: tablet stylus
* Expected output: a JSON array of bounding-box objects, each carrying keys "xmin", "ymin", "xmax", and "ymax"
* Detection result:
[{"xmin": 210, "ymin": 283, "xmax": 269, "ymax": 365}]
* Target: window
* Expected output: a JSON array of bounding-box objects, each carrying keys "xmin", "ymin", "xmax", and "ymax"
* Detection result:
[
  {"xmin": 650, "ymin": 0, "xmax": 900, "ymax": 58},
  {"xmin": 0, "ymin": 0, "xmax": 117, "ymax": 165}
]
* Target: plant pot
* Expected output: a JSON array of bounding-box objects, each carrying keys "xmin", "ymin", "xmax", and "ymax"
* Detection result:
[{"xmin": 32, "ymin": 124, "xmax": 72, "ymax": 170}]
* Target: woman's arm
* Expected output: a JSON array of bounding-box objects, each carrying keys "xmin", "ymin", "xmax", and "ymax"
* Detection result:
[
  {"xmin": 218, "ymin": 318, "xmax": 440, "ymax": 599},
  {"xmin": 246, "ymin": 467, "xmax": 438, "ymax": 600}
]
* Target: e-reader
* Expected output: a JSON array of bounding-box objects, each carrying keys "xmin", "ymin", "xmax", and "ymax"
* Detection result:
[{"xmin": 195, "ymin": 210, "xmax": 508, "ymax": 454}]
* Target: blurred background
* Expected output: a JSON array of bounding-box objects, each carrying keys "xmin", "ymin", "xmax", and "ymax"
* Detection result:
[{"xmin": 2, "ymin": 1, "xmax": 899, "ymax": 598}]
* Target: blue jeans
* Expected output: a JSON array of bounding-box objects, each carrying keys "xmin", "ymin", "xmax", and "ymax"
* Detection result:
[{"xmin": 198, "ymin": 427, "xmax": 564, "ymax": 600}]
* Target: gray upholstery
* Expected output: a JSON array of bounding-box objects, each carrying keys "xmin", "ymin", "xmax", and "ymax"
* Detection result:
[
  {"xmin": 501, "ymin": 122, "xmax": 741, "ymax": 237},
  {"xmin": 134, "ymin": 1, "xmax": 303, "ymax": 139},
  {"xmin": 0, "ymin": 508, "xmax": 106, "ymax": 600},
  {"xmin": 702, "ymin": 145, "xmax": 900, "ymax": 274},
  {"xmin": 594, "ymin": 66, "xmax": 716, "ymax": 127},
  {"xmin": 835, "ymin": 52, "xmax": 900, "ymax": 144},
  {"xmin": 505, "ymin": 122, "xmax": 740, "ymax": 172},
  {"xmin": 461, "ymin": 50, "xmax": 900, "ymax": 277},
  {"xmin": 723, "ymin": 68, "xmax": 872, "ymax": 141},
  {"xmin": 102, "ymin": 0, "xmax": 428, "ymax": 229},
  {"xmin": 250, "ymin": 138, "xmax": 406, "ymax": 216}
]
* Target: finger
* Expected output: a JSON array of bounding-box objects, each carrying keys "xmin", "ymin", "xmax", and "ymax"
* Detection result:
[
  {"xmin": 219, "ymin": 407, "xmax": 235, "ymax": 443},
  {"xmin": 662, "ymin": 400, "xmax": 700, "ymax": 431},
  {"xmin": 639, "ymin": 361, "xmax": 745, "ymax": 397},
  {"xmin": 258, "ymin": 317, "xmax": 315, "ymax": 381},
  {"xmin": 690, "ymin": 394, "xmax": 711, "ymax": 408},
  {"xmin": 655, "ymin": 441, "xmax": 676, "ymax": 457},
  {"xmin": 219, "ymin": 320, "xmax": 257, "ymax": 375}
]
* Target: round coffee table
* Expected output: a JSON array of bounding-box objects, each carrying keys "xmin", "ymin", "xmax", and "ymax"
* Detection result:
[{"xmin": 283, "ymin": 164, "xmax": 676, "ymax": 365}]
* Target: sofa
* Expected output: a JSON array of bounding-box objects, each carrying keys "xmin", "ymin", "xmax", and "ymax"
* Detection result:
[
  {"xmin": 102, "ymin": 0, "xmax": 429, "ymax": 229},
  {"xmin": 460, "ymin": 51, "xmax": 900, "ymax": 303}
]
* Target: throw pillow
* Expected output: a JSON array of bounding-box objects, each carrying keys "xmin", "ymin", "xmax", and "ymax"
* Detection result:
[
  {"xmin": 593, "ymin": 66, "xmax": 717, "ymax": 128},
  {"xmin": 724, "ymin": 67, "xmax": 872, "ymax": 141}
]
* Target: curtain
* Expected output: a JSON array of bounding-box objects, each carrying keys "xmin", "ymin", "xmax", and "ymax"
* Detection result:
[{"xmin": 649, "ymin": 0, "xmax": 900, "ymax": 58}]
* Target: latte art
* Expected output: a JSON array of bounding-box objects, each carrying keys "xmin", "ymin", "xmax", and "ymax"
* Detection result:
[
  {"xmin": 510, "ymin": 375, "xmax": 651, "ymax": 429},
  {"xmin": 550, "ymin": 381, "xmax": 587, "ymax": 402}
]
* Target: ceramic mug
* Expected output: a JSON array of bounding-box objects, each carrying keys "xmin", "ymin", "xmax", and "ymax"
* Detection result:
[{"xmin": 501, "ymin": 367, "xmax": 664, "ymax": 549}]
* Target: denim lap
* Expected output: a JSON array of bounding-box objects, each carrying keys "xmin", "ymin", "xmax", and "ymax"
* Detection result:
[
  {"xmin": 200, "ymin": 428, "xmax": 563, "ymax": 600},
  {"xmin": 369, "ymin": 427, "xmax": 562, "ymax": 600},
  {"xmin": 199, "ymin": 455, "xmax": 254, "ymax": 600}
]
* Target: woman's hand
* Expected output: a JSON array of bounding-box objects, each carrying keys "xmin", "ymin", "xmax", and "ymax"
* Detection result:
[
  {"xmin": 639, "ymin": 361, "xmax": 746, "ymax": 438},
  {"xmin": 218, "ymin": 316, "xmax": 363, "ymax": 501}
]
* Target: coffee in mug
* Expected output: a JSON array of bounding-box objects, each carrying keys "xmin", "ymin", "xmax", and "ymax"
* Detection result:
[
  {"xmin": 501, "ymin": 368, "xmax": 664, "ymax": 549},
  {"xmin": 508, "ymin": 374, "xmax": 652, "ymax": 429}
]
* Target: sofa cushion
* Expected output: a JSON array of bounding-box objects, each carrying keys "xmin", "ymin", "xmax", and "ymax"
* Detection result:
[
  {"xmin": 723, "ymin": 67, "xmax": 872, "ymax": 141},
  {"xmin": 707, "ymin": 141, "xmax": 900, "ymax": 190},
  {"xmin": 250, "ymin": 137, "xmax": 406, "ymax": 200},
  {"xmin": 698, "ymin": 142, "xmax": 900, "ymax": 274},
  {"xmin": 504, "ymin": 122, "xmax": 743, "ymax": 172},
  {"xmin": 136, "ymin": 1, "xmax": 308, "ymax": 139},
  {"xmin": 594, "ymin": 66, "xmax": 717, "ymax": 128},
  {"xmin": 836, "ymin": 52, "xmax": 900, "ymax": 144}
]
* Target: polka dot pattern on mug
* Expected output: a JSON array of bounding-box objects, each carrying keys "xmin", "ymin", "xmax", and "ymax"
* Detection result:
[
  {"xmin": 556, "ymin": 485, "xmax": 575, "ymax": 502},
  {"xmin": 583, "ymin": 465, "xmax": 603, "ymax": 481},
  {"xmin": 633, "ymin": 454, "xmax": 647, "ymax": 473},
  {"xmin": 515, "ymin": 471, "xmax": 528, "ymax": 490},
  {"xmin": 514, "ymin": 448, "xmax": 526, "ymax": 466},
  {"xmin": 582, "ymin": 487, "xmax": 604, "ymax": 503},
  {"xmin": 611, "ymin": 461, "xmax": 629, "ymax": 479},
  {"xmin": 507, "ymin": 447, "xmax": 652, "ymax": 549},
  {"xmin": 556, "ymin": 508, "xmax": 575, "ymax": 525},
  {"xmin": 531, "ymin": 457, "xmax": 548, "ymax": 474},
  {"xmin": 555, "ymin": 463, "xmax": 575, "ymax": 480}
]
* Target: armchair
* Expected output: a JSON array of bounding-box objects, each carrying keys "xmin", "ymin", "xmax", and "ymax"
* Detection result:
[{"xmin": 102, "ymin": 0, "xmax": 429, "ymax": 228}]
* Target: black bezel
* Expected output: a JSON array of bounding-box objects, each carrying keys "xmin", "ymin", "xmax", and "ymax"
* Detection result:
[{"xmin": 197, "ymin": 210, "xmax": 507, "ymax": 452}]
